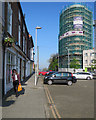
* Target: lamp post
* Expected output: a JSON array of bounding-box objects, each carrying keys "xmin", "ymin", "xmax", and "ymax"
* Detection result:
[
  {"xmin": 35, "ymin": 26, "xmax": 42, "ymax": 86},
  {"xmin": 37, "ymin": 46, "xmax": 39, "ymax": 76}
]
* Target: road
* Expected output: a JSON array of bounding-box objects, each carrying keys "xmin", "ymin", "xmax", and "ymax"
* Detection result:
[{"xmin": 43, "ymin": 77, "xmax": 94, "ymax": 118}]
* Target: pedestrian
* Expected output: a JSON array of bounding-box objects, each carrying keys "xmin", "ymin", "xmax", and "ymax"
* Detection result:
[{"xmin": 12, "ymin": 69, "xmax": 20, "ymax": 97}]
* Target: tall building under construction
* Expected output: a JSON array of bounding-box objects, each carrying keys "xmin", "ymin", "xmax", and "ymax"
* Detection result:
[{"xmin": 58, "ymin": 4, "xmax": 93, "ymax": 69}]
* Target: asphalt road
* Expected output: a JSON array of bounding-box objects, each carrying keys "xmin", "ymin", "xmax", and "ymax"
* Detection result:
[{"xmin": 43, "ymin": 78, "xmax": 94, "ymax": 118}]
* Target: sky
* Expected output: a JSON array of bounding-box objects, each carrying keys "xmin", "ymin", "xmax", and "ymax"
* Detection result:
[{"xmin": 20, "ymin": 2, "xmax": 94, "ymax": 70}]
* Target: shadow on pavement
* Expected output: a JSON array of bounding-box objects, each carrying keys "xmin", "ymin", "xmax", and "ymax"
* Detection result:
[
  {"xmin": 2, "ymin": 87, "xmax": 25, "ymax": 107},
  {"xmin": 21, "ymin": 83, "xmax": 27, "ymax": 86},
  {"xmin": 52, "ymin": 83, "xmax": 68, "ymax": 85},
  {"xmin": 17, "ymin": 87, "xmax": 25, "ymax": 97},
  {"xmin": 2, "ymin": 100, "xmax": 15, "ymax": 107},
  {"xmin": 23, "ymin": 72, "xmax": 34, "ymax": 83},
  {"xmin": 2, "ymin": 73, "xmax": 34, "ymax": 107}
]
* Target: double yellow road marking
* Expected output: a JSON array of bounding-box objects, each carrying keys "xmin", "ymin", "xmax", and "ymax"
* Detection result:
[{"xmin": 44, "ymin": 85, "xmax": 61, "ymax": 119}]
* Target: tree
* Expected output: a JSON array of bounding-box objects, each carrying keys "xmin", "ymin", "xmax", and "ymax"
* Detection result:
[
  {"xmin": 48, "ymin": 53, "xmax": 58, "ymax": 71},
  {"xmin": 70, "ymin": 58, "xmax": 80, "ymax": 73},
  {"xmin": 42, "ymin": 68, "xmax": 48, "ymax": 71}
]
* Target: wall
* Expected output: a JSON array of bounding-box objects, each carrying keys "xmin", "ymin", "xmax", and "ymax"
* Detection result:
[
  {"xmin": 58, "ymin": 68, "xmax": 83, "ymax": 73},
  {"xmin": 0, "ymin": 2, "xmax": 3, "ymax": 119},
  {"xmin": 83, "ymin": 49, "xmax": 94, "ymax": 70}
]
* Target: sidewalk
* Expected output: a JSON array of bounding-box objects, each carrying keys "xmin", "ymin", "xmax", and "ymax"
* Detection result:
[{"xmin": 2, "ymin": 74, "xmax": 49, "ymax": 118}]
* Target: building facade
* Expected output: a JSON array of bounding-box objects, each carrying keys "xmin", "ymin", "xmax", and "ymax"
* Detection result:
[
  {"xmin": 59, "ymin": 4, "xmax": 93, "ymax": 70},
  {"xmin": 83, "ymin": 49, "xmax": 95, "ymax": 71},
  {"xmin": 94, "ymin": 20, "xmax": 96, "ymax": 50},
  {"xmin": 0, "ymin": 2, "xmax": 5, "ymax": 97},
  {"xmin": 94, "ymin": 1, "xmax": 96, "ymax": 50},
  {"xmin": 2, "ymin": 2, "xmax": 34, "ymax": 95}
]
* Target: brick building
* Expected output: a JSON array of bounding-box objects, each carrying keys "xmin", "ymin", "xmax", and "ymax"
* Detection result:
[{"xmin": 2, "ymin": 2, "xmax": 34, "ymax": 95}]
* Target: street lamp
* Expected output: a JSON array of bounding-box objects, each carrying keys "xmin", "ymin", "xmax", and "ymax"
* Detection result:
[
  {"xmin": 37, "ymin": 46, "xmax": 39, "ymax": 76},
  {"xmin": 35, "ymin": 26, "xmax": 42, "ymax": 86}
]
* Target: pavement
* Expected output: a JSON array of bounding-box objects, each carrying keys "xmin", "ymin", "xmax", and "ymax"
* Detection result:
[{"xmin": 2, "ymin": 74, "xmax": 49, "ymax": 119}]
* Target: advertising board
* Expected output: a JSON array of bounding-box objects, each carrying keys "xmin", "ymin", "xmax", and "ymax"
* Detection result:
[
  {"xmin": 73, "ymin": 16, "xmax": 83, "ymax": 30},
  {"xmin": 59, "ymin": 31, "xmax": 83, "ymax": 40}
]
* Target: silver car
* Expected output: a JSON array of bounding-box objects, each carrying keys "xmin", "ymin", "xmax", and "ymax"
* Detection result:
[{"xmin": 73, "ymin": 72, "xmax": 93, "ymax": 80}]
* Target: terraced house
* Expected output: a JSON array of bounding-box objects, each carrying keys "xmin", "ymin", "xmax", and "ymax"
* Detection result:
[{"xmin": 1, "ymin": 2, "xmax": 34, "ymax": 95}]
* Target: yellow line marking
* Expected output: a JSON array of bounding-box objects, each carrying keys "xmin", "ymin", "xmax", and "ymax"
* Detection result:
[
  {"xmin": 44, "ymin": 86, "xmax": 57, "ymax": 118},
  {"xmin": 46, "ymin": 86, "xmax": 61, "ymax": 118}
]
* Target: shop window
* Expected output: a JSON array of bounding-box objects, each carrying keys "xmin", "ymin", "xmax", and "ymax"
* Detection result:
[{"xmin": 6, "ymin": 52, "xmax": 16, "ymax": 84}]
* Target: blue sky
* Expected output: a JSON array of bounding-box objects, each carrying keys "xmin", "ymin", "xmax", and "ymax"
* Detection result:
[{"xmin": 20, "ymin": 2, "xmax": 94, "ymax": 69}]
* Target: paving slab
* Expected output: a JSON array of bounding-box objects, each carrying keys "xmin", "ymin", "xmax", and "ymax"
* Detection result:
[{"xmin": 2, "ymin": 75, "xmax": 49, "ymax": 118}]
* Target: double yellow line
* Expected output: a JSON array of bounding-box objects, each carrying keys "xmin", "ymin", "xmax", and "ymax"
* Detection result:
[{"xmin": 44, "ymin": 85, "xmax": 61, "ymax": 119}]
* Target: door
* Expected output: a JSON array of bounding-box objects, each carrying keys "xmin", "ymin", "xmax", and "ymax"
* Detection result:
[
  {"xmin": 52, "ymin": 73, "xmax": 62, "ymax": 82},
  {"xmin": 62, "ymin": 73, "xmax": 69, "ymax": 81},
  {"xmin": 24, "ymin": 61, "xmax": 26, "ymax": 79},
  {"xmin": 20, "ymin": 58, "xmax": 22, "ymax": 81},
  {"xmin": 76, "ymin": 73, "xmax": 82, "ymax": 79}
]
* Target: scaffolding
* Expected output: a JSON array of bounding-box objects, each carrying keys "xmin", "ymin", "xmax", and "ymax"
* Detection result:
[{"xmin": 59, "ymin": 3, "xmax": 93, "ymax": 69}]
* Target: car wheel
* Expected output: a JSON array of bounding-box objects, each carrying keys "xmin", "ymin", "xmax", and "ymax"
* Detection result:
[
  {"xmin": 40, "ymin": 73, "xmax": 42, "ymax": 76},
  {"xmin": 86, "ymin": 77, "xmax": 91, "ymax": 80},
  {"xmin": 67, "ymin": 81, "xmax": 73, "ymax": 86},
  {"xmin": 48, "ymin": 80, "xmax": 52, "ymax": 85}
]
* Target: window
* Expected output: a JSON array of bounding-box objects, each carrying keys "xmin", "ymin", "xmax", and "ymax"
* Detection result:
[
  {"xmin": 7, "ymin": 3, "xmax": 12, "ymax": 35},
  {"xmin": 25, "ymin": 40, "xmax": 27, "ymax": 54},
  {"xmin": 85, "ymin": 53, "xmax": 88, "ymax": 56},
  {"xmin": 85, "ymin": 60, "xmax": 88, "ymax": 64},
  {"xmin": 90, "ymin": 60, "xmax": 93, "ymax": 63},
  {"xmin": 62, "ymin": 73, "xmax": 69, "ymax": 76},
  {"xmin": 55, "ymin": 73, "xmax": 62, "ymax": 76},
  {"xmin": 19, "ymin": 10, "xmax": 21, "ymax": 22},
  {"xmin": 23, "ymin": 24, "xmax": 25, "ymax": 33},
  {"xmin": 6, "ymin": 52, "xmax": 16, "ymax": 84},
  {"xmin": 25, "ymin": 39, "xmax": 27, "ymax": 54},
  {"xmin": 23, "ymin": 36, "xmax": 25, "ymax": 52},
  {"xmin": 90, "ymin": 53, "xmax": 92, "ymax": 56},
  {"xmin": 18, "ymin": 25, "xmax": 21, "ymax": 46}
]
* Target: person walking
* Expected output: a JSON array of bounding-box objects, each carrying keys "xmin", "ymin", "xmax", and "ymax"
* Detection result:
[{"xmin": 12, "ymin": 69, "xmax": 20, "ymax": 97}]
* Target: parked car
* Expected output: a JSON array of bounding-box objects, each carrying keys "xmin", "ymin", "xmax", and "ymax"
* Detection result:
[
  {"xmin": 39, "ymin": 71, "xmax": 49, "ymax": 76},
  {"xmin": 89, "ymin": 71, "xmax": 96, "ymax": 79},
  {"xmin": 73, "ymin": 72, "xmax": 93, "ymax": 80},
  {"xmin": 44, "ymin": 72, "xmax": 77, "ymax": 86}
]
